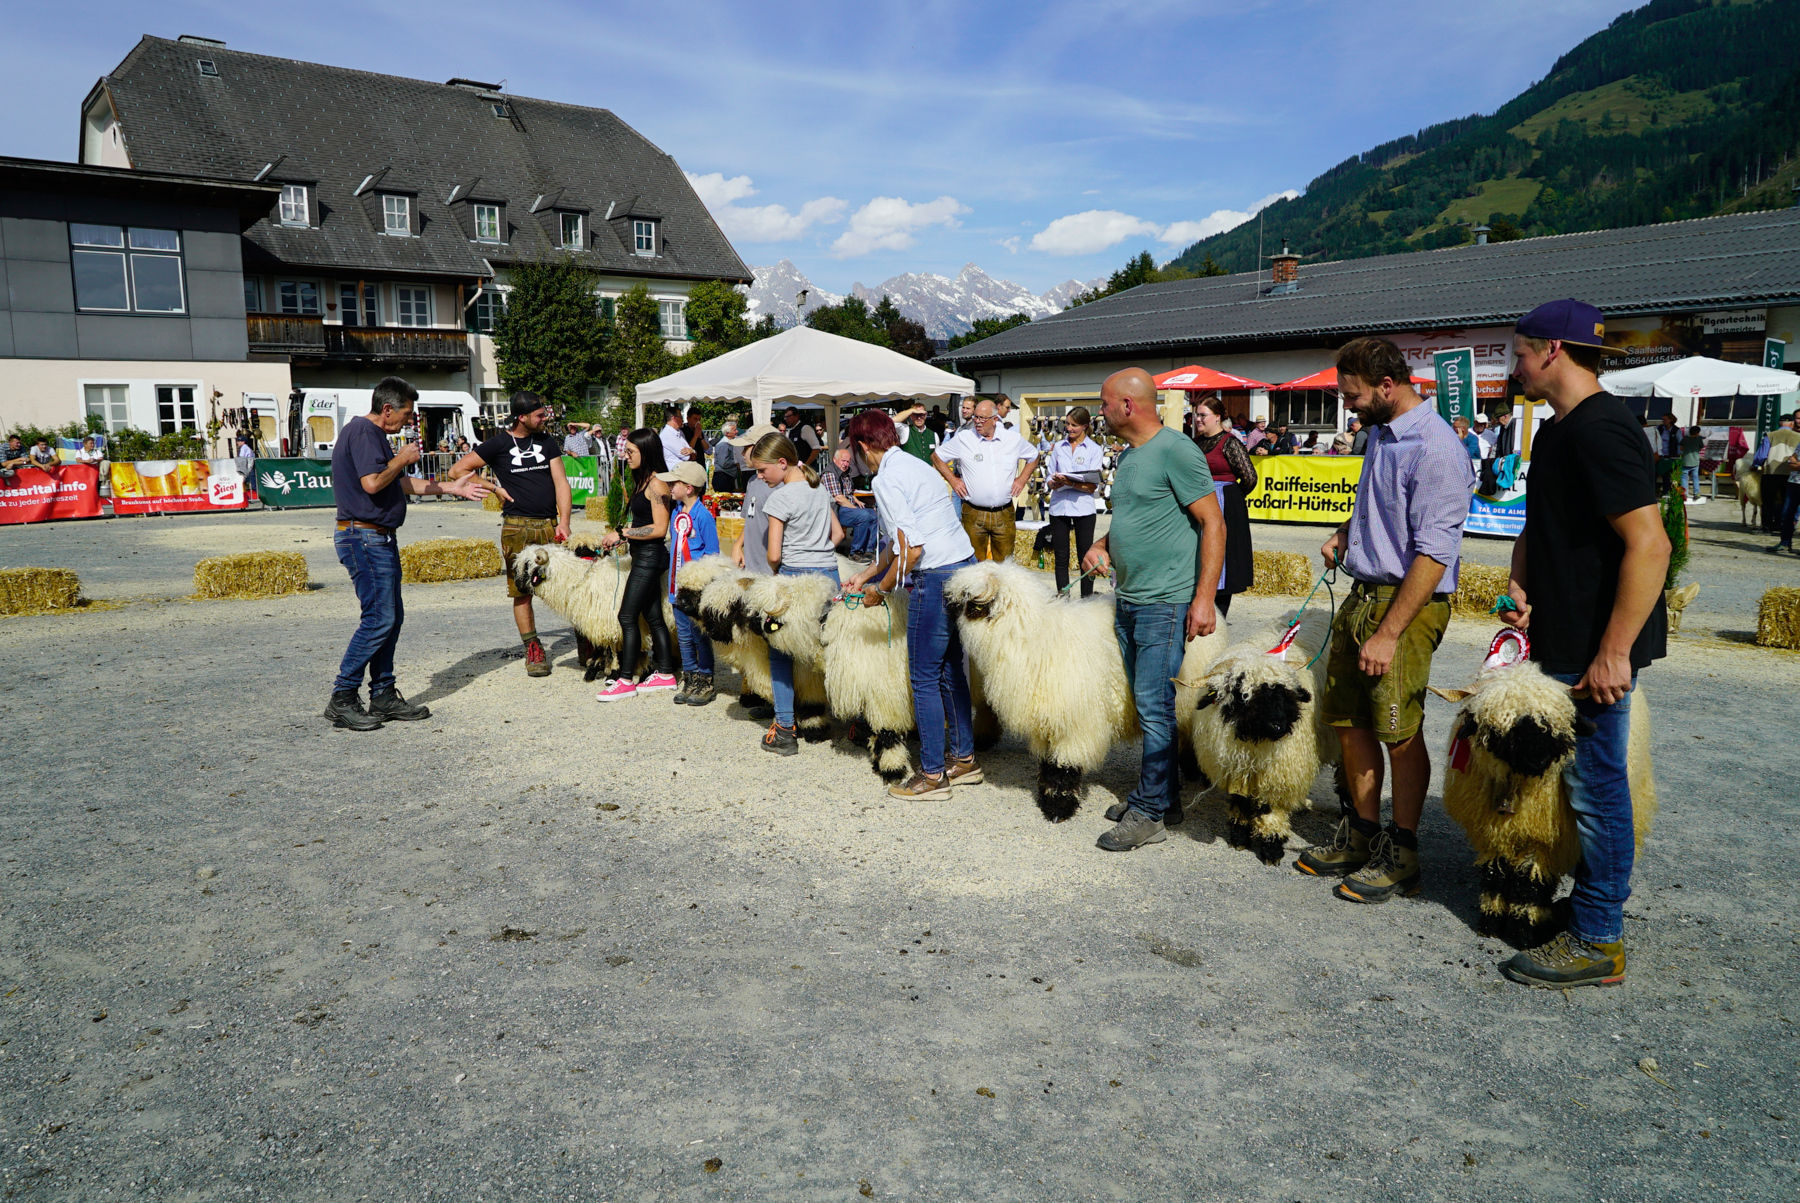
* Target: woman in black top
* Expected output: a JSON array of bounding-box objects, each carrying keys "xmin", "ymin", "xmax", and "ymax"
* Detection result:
[
  {"xmin": 1192, "ymin": 398, "xmax": 1258, "ymax": 616},
  {"xmin": 597, "ymin": 428, "xmax": 678, "ymax": 700}
]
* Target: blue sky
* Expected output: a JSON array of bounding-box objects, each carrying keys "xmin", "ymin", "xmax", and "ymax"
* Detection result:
[{"xmin": 2, "ymin": 0, "xmax": 1632, "ymax": 295}]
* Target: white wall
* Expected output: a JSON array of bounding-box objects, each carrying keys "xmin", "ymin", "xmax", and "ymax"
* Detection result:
[{"xmin": 0, "ymin": 358, "xmax": 292, "ymax": 436}]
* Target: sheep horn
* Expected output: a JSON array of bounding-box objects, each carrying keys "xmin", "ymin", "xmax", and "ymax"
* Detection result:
[{"xmin": 1427, "ymin": 685, "xmax": 1473, "ymax": 703}]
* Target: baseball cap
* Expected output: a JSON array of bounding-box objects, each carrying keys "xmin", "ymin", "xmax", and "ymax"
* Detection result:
[
  {"xmin": 655, "ymin": 461, "xmax": 707, "ymax": 490},
  {"xmin": 726, "ymin": 422, "xmax": 778, "ymax": 447},
  {"xmin": 1516, "ymin": 299, "xmax": 1619, "ymax": 351},
  {"xmin": 508, "ymin": 390, "xmax": 549, "ymax": 418}
]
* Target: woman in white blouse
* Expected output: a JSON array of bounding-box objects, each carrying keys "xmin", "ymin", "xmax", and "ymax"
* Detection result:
[{"xmin": 1043, "ymin": 407, "xmax": 1105, "ymax": 596}]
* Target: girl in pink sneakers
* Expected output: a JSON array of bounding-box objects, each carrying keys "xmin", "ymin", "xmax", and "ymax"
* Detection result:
[{"xmin": 596, "ymin": 429, "xmax": 680, "ymax": 701}]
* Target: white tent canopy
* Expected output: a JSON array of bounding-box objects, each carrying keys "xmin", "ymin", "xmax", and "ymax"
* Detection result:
[
  {"xmin": 633, "ymin": 326, "xmax": 975, "ymax": 435},
  {"xmin": 1600, "ymin": 355, "xmax": 1799, "ymax": 398}
]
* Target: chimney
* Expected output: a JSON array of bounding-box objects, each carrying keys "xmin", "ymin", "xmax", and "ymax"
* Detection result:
[
  {"xmin": 1267, "ymin": 241, "xmax": 1301, "ymax": 295},
  {"xmin": 178, "ymin": 34, "xmax": 227, "ymax": 47},
  {"xmin": 1474, "ymin": 224, "xmax": 1491, "ymax": 245}
]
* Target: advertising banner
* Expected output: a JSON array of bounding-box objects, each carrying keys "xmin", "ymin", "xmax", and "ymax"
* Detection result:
[
  {"xmin": 0, "ymin": 465, "xmax": 103, "ymax": 525},
  {"xmin": 1758, "ymin": 338, "xmax": 1788, "ymax": 446},
  {"xmin": 254, "ymin": 458, "xmax": 336, "ymax": 509},
  {"xmin": 1388, "ymin": 327, "xmax": 1514, "ymax": 402},
  {"xmin": 1244, "ymin": 456, "xmax": 1363, "ymax": 524},
  {"xmin": 1433, "ymin": 348, "xmax": 1477, "ymax": 425},
  {"xmin": 110, "ymin": 460, "xmax": 248, "ymax": 515},
  {"xmin": 1466, "ymin": 491, "xmax": 1527, "ymax": 538},
  {"xmin": 1604, "ymin": 310, "xmax": 1768, "ymax": 370},
  {"xmin": 563, "ymin": 455, "xmax": 600, "ymax": 505}
]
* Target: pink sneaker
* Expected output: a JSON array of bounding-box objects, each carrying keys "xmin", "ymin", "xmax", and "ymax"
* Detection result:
[
  {"xmin": 595, "ymin": 678, "xmax": 638, "ymax": 702},
  {"xmin": 638, "ymin": 672, "xmax": 679, "ymax": 692}
]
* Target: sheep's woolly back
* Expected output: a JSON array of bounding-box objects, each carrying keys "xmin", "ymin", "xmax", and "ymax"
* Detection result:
[
  {"xmin": 744, "ymin": 573, "xmax": 837, "ymax": 667},
  {"xmin": 514, "ymin": 544, "xmax": 624, "ymax": 646},
  {"xmin": 1734, "ymin": 455, "xmax": 1762, "ymax": 506},
  {"xmin": 696, "ymin": 572, "xmax": 772, "ymax": 697},
  {"xmin": 945, "ymin": 560, "xmax": 1135, "ymax": 770},
  {"xmin": 821, "ymin": 592, "xmax": 914, "ymax": 733},
  {"xmin": 1171, "ymin": 623, "xmax": 1232, "ymax": 734},
  {"xmin": 1188, "ymin": 608, "xmax": 1333, "ymax": 810},
  {"xmin": 674, "ymin": 554, "xmax": 736, "ymax": 612}
]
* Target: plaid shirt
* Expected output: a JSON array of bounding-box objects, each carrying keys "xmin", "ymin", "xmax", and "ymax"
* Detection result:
[{"xmin": 819, "ymin": 462, "xmax": 856, "ymax": 503}]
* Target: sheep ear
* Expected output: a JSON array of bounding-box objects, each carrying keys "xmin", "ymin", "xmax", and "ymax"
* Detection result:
[
  {"xmin": 1193, "ymin": 690, "xmax": 1217, "ymax": 711},
  {"xmin": 1574, "ymin": 716, "xmax": 1598, "ymax": 738},
  {"xmin": 1294, "ymin": 686, "xmax": 1311, "ymax": 704},
  {"xmin": 1455, "ymin": 715, "xmax": 1478, "ymax": 742},
  {"xmin": 1428, "ymin": 686, "xmax": 1473, "ymax": 703}
]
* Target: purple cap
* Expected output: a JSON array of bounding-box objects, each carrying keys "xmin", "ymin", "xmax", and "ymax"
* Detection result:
[{"xmin": 1516, "ymin": 299, "xmax": 1611, "ymax": 350}]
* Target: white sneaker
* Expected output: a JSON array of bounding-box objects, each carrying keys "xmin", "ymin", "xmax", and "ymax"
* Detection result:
[
  {"xmin": 638, "ymin": 672, "xmax": 679, "ymax": 692},
  {"xmin": 595, "ymin": 678, "xmax": 638, "ymax": 702}
]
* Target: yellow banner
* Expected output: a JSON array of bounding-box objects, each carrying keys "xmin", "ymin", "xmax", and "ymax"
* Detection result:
[{"xmin": 1244, "ymin": 455, "xmax": 1363, "ymax": 523}]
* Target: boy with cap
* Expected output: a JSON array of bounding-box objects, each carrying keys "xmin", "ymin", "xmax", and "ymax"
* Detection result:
[
  {"xmin": 452, "ymin": 391, "xmax": 570, "ymax": 677},
  {"xmin": 1496, "ymin": 298, "xmax": 1670, "ymax": 988},
  {"xmin": 660, "ymin": 460, "xmax": 721, "ymax": 705}
]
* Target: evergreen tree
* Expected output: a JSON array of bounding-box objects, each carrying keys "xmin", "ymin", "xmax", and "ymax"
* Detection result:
[
  {"xmin": 805, "ymin": 296, "xmax": 890, "ymax": 346},
  {"xmin": 947, "ymin": 312, "xmax": 1031, "ymax": 351},
  {"xmin": 608, "ymin": 283, "xmax": 675, "ymax": 431},
  {"xmin": 491, "ymin": 257, "xmax": 610, "ymax": 409}
]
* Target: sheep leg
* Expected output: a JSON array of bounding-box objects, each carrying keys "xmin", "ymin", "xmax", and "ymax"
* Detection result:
[
  {"xmin": 1224, "ymin": 793, "xmax": 1255, "ymax": 851},
  {"xmin": 869, "ymin": 729, "xmax": 910, "ymax": 782},
  {"xmin": 972, "ymin": 701, "xmax": 1002, "ymax": 752},
  {"xmin": 843, "ymin": 717, "xmax": 871, "ymax": 747},
  {"xmin": 1247, "ymin": 804, "xmax": 1291, "ymax": 867},
  {"xmin": 796, "ymin": 703, "xmax": 832, "ymax": 743},
  {"xmin": 1036, "ymin": 761, "xmax": 1083, "ymax": 823},
  {"xmin": 1508, "ymin": 868, "xmax": 1561, "ymax": 949},
  {"xmin": 739, "ymin": 689, "xmax": 769, "ymax": 710},
  {"xmin": 1476, "ymin": 860, "xmax": 1510, "ymax": 939}
]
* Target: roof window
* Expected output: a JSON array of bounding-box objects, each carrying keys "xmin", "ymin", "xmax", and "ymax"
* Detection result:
[
  {"xmin": 492, "ymin": 102, "xmax": 510, "ymax": 119},
  {"xmin": 197, "ymin": 60, "xmax": 219, "ymax": 77}
]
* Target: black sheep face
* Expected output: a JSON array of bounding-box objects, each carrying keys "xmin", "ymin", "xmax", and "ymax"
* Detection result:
[
  {"xmin": 516, "ymin": 550, "xmax": 549, "ymax": 594},
  {"xmin": 1219, "ymin": 680, "xmax": 1306, "ymax": 744},
  {"xmin": 736, "ymin": 601, "xmax": 767, "ymax": 637},
  {"xmin": 1480, "ymin": 714, "xmax": 1579, "ymax": 779},
  {"xmin": 673, "ymin": 586, "xmax": 704, "ymax": 617},
  {"xmin": 698, "ymin": 609, "xmax": 736, "ymax": 643}
]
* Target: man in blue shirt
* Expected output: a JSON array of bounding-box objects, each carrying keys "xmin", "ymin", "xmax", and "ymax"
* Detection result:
[{"xmin": 326, "ymin": 376, "xmax": 491, "ymax": 730}]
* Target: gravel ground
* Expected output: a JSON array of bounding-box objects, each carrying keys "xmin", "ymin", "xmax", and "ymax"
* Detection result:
[{"xmin": 2, "ymin": 501, "xmax": 1797, "ymax": 1200}]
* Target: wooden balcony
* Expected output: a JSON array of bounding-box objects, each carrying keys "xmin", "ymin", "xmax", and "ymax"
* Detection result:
[{"xmin": 247, "ymin": 316, "xmax": 470, "ymax": 365}]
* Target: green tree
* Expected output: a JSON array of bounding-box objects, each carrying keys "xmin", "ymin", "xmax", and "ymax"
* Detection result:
[
  {"xmin": 680, "ymin": 279, "xmax": 755, "ymax": 361},
  {"xmin": 805, "ymin": 295, "xmax": 890, "ymax": 346},
  {"xmin": 947, "ymin": 312, "xmax": 1031, "ymax": 351},
  {"xmin": 608, "ymin": 283, "xmax": 675, "ymax": 431},
  {"xmin": 1065, "ymin": 250, "xmax": 1194, "ymax": 308},
  {"xmin": 491, "ymin": 256, "xmax": 611, "ymax": 410},
  {"xmin": 872, "ymin": 295, "xmax": 935, "ymax": 361}
]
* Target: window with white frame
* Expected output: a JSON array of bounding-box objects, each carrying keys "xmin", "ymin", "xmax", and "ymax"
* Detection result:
[
  {"xmin": 395, "ymin": 285, "xmax": 432, "ymax": 327},
  {"xmin": 382, "ymin": 194, "xmax": 411, "ymax": 235},
  {"xmin": 339, "ymin": 283, "xmax": 378, "ymax": 327},
  {"xmin": 633, "ymin": 219, "xmax": 657, "ymax": 255},
  {"xmin": 277, "ymin": 279, "xmax": 320, "ymax": 315},
  {"xmin": 243, "ymin": 278, "xmax": 262, "ymax": 313},
  {"xmin": 597, "ymin": 294, "xmax": 616, "ymax": 323},
  {"xmin": 658, "ymin": 299, "xmax": 686, "ymax": 340},
  {"xmin": 479, "ymin": 389, "xmax": 507, "ymax": 425},
  {"xmin": 470, "ymin": 288, "xmax": 504, "ymax": 333},
  {"xmin": 474, "ymin": 203, "xmax": 502, "ymax": 242},
  {"xmin": 156, "ymin": 384, "xmax": 198, "ymax": 434},
  {"xmin": 70, "ymin": 224, "xmax": 185, "ymax": 313},
  {"xmin": 559, "ymin": 212, "xmax": 583, "ymax": 249},
  {"xmin": 84, "ymin": 383, "xmax": 130, "ymax": 433},
  {"xmin": 279, "ymin": 184, "xmax": 309, "ymax": 226}
]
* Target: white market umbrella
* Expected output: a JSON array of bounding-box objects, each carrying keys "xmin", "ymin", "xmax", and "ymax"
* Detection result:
[
  {"xmin": 1600, "ymin": 355, "xmax": 1799, "ymax": 398},
  {"xmin": 634, "ymin": 325, "xmax": 975, "ymax": 435}
]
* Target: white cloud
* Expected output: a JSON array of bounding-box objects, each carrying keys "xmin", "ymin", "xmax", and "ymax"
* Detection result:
[
  {"xmin": 1029, "ymin": 210, "xmax": 1162, "ymax": 256},
  {"xmin": 1001, "ymin": 236, "xmax": 1022, "ymax": 254},
  {"xmin": 832, "ymin": 196, "xmax": 969, "ymax": 258},
  {"xmin": 685, "ymin": 171, "xmax": 846, "ymax": 243},
  {"xmin": 1159, "ymin": 189, "xmax": 1300, "ymax": 247}
]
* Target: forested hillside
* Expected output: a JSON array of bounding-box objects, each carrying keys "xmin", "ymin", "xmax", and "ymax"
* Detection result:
[{"xmin": 1165, "ymin": 0, "xmax": 1800, "ymax": 275}]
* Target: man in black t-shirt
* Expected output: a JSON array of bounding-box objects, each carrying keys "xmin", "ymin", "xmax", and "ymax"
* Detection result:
[
  {"xmin": 451, "ymin": 391, "xmax": 570, "ymax": 678},
  {"xmin": 1495, "ymin": 299, "xmax": 1671, "ymax": 990}
]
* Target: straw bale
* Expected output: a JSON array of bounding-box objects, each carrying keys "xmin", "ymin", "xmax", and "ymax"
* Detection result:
[
  {"xmin": 1244, "ymin": 550, "xmax": 1313, "ymax": 597},
  {"xmin": 400, "ymin": 537, "xmax": 503, "ymax": 583},
  {"xmin": 1452, "ymin": 563, "xmax": 1513, "ymax": 617},
  {"xmin": 482, "ymin": 491, "xmax": 505, "ymax": 513},
  {"xmin": 0, "ymin": 567, "xmax": 82, "ymax": 616},
  {"xmin": 193, "ymin": 551, "xmax": 308, "ymax": 599},
  {"xmin": 1756, "ymin": 586, "xmax": 1800, "ymax": 650},
  {"xmin": 716, "ymin": 515, "xmax": 744, "ymax": 549},
  {"xmin": 1011, "ymin": 526, "xmax": 1064, "ymax": 573},
  {"xmin": 583, "ymin": 495, "xmax": 608, "ymax": 522}
]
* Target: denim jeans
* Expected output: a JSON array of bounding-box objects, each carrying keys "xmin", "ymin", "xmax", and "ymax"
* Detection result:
[
  {"xmin": 333, "ymin": 526, "xmax": 404, "ymax": 696},
  {"xmin": 1780, "ymin": 478, "xmax": 1800, "ymax": 546},
  {"xmin": 768, "ymin": 564, "xmax": 839, "ymax": 726},
  {"xmin": 1680, "ymin": 465, "xmax": 1699, "ymax": 496},
  {"xmin": 837, "ymin": 505, "xmax": 880, "ymax": 556},
  {"xmin": 907, "ymin": 558, "xmax": 976, "ymax": 775},
  {"xmin": 1115, "ymin": 599, "xmax": 1188, "ymax": 821},
  {"xmin": 671, "ymin": 605, "xmax": 713, "ymax": 674},
  {"xmin": 1549, "ymin": 670, "xmax": 1638, "ymax": 945}
]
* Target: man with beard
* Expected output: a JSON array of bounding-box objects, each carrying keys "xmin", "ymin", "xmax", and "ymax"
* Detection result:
[{"xmin": 1297, "ymin": 337, "xmax": 1473, "ymax": 902}]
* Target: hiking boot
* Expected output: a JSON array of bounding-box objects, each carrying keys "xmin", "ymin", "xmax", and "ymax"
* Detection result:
[
  {"xmin": 686, "ymin": 672, "xmax": 717, "ymax": 707},
  {"xmin": 888, "ymin": 771, "xmax": 952, "ymax": 800},
  {"xmin": 761, "ymin": 721, "xmax": 799, "ymax": 756},
  {"xmin": 1296, "ymin": 813, "xmax": 1374, "ymax": 878},
  {"xmin": 1096, "ymin": 810, "xmax": 1167, "ymax": 852},
  {"xmin": 672, "ymin": 671, "xmax": 693, "ymax": 704},
  {"xmin": 1334, "ymin": 827, "xmax": 1421, "ymax": 903},
  {"xmin": 1104, "ymin": 800, "xmax": 1128, "ymax": 822},
  {"xmin": 639, "ymin": 671, "xmax": 679, "ymax": 692},
  {"xmin": 323, "ymin": 691, "xmax": 384, "ymax": 731},
  {"xmin": 524, "ymin": 638, "xmax": 551, "ymax": 678},
  {"xmin": 595, "ymin": 678, "xmax": 638, "ymax": 702},
  {"xmin": 1500, "ymin": 930, "xmax": 1627, "ymax": 989},
  {"xmin": 944, "ymin": 757, "xmax": 983, "ymax": 787},
  {"xmin": 368, "ymin": 688, "xmax": 430, "ymax": 722}
]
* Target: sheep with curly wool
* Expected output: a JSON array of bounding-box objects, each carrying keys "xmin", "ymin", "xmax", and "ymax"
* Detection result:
[
  {"xmin": 742, "ymin": 573, "xmax": 836, "ymax": 741},
  {"xmin": 513, "ymin": 544, "xmax": 674, "ymax": 681},
  {"xmin": 1733, "ymin": 454, "xmax": 1761, "ymax": 528},
  {"xmin": 1181, "ymin": 608, "xmax": 1339, "ymax": 865},
  {"xmin": 1431, "ymin": 661, "xmax": 1658, "ymax": 948},
  {"xmin": 673, "ymin": 554, "xmax": 737, "ymax": 622},
  {"xmin": 944, "ymin": 560, "xmax": 1227, "ymax": 823},
  {"xmin": 820, "ymin": 590, "xmax": 915, "ymax": 781},
  {"xmin": 696, "ymin": 570, "xmax": 772, "ymax": 711}
]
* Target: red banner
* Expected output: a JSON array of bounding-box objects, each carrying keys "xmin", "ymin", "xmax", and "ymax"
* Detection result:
[
  {"xmin": 110, "ymin": 460, "xmax": 249, "ymax": 515},
  {"xmin": 0, "ymin": 465, "xmax": 104, "ymax": 525}
]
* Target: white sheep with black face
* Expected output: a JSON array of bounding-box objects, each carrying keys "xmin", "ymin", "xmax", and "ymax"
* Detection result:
[
  {"xmin": 1181, "ymin": 608, "xmax": 1339, "ymax": 865},
  {"xmin": 741, "ymin": 573, "xmax": 837, "ymax": 742},
  {"xmin": 696, "ymin": 570, "xmax": 772, "ymax": 711},
  {"xmin": 1431, "ymin": 659, "xmax": 1658, "ymax": 948},
  {"xmin": 1733, "ymin": 454, "xmax": 1761, "ymax": 528},
  {"xmin": 820, "ymin": 590, "xmax": 915, "ymax": 782},
  {"xmin": 512, "ymin": 543, "xmax": 674, "ymax": 681}
]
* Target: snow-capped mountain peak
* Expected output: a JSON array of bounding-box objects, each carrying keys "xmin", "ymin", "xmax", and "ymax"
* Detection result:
[{"xmin": 744, "ymin": 260, "xmax": 1101, "ymax": 341}]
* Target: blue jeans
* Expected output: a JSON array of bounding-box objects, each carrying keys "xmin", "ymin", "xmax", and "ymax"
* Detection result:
[
  {"xmin": 1680, "ymin": 465, "xmax": 1699, "ymax": 496},
  {"xmin": 837, "ymin": 505, "xmax": 880, "ymax": 556},
  {"xmin": 333, "ymin": 527, "xmax": 404, "ymax": 696},
  {"xmin": 1780, "ymin": 478, "xmax": 1800, "ymax": 546},
  {"xmin": 906, "ymin": 559, "xmax": 975, "ymax": 775},
  {"xmin": 671, "ymin": 605, "xmax": 713, "ymax": 674},
  {"xmin": 768, "ymin": 564, "xmax": 839, "ymax": 726},
  {"xmin": 1115, "ymin": 600, "xmax": 1187, "ymax": 821},
  {"xmin": 1550, "ymin": 670, "xmax": 1638, "ymax": 945}
]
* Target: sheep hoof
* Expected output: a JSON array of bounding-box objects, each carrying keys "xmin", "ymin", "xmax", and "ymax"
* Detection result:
[
  {"xmin": 1249, "ymin": 833, "xmax": 1287, "ymax": 866},
  {"xmin": 1036, "ymin": 762, "xmax": 1084, "ymax": 823},
  {"xmin": 872, "ymin": 731, "xmax": 910, "ymax": 781},
  {"xmin": 1224, "ymin": 819, "xmax": 1252, "ymax": 850},
  {"xmin": 1037, "ymin": 790, "xmax": 1081, "ymax": 823}
]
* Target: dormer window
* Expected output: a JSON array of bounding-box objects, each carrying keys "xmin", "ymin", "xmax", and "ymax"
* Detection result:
[
  {"xmin": 633, "ymin": 219, "xmax": 657, "ymax": 255},
  {"xmin": 474, "ymin": 203, "xmax": 502, "ymax": 242},
  {"xmin": 560, "ymin": 212, "xmax": 584, "ymax": 250},
  {"xmin": 197, "ymin": 60, "xmax": 218, "ymax": 77},
  {"xmin": 382, "ymin": 194, "xmax": 411, "ymax": 236},
  {"xmin": 279, "ymin": 184, "xmax": 309, "ymax": 226}
]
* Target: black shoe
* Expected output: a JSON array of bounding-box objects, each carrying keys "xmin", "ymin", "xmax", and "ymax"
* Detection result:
[
  {"xmin": 323, "ymin": 691, "xmax": 384, "ymax": 731},
  {"xmin": 369, "ymin": 688, "xmax": 430, "ymax": 722},
  {"xmin": 760, "ymin": 722, "xmax": 799, "ymax": 756}
]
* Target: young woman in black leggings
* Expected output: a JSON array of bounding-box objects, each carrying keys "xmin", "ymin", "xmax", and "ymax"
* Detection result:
[{"xmin": 596, "ymin": 428, "xmax": 678, "ymax": 701}]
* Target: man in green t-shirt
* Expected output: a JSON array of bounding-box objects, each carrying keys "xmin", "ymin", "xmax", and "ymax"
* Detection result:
[{"xmin": 1083, "ymin": 368, "xmax": 1225, "ymax": 851}]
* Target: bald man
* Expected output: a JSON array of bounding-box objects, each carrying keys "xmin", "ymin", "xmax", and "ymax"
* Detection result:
[
  {"xmin": 934, "ymin": 398, "xmax": 1037, "ymax": 561},
  {"xmin": 1083, "ymin": 368, "xmax": 1225, "ymax": 851}
]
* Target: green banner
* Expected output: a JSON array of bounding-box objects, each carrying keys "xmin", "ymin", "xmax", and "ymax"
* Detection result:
[
  {"xmin": 1757, "ymin": 339, "xmax": 1788, "ymax": 446},
  {"xmin": 254, "ymin": 458, "xmax": 336, "ymax": 508},
  {"xmin": 1433, "ymin": 347, "xmax": 1477, "ymax": 425},
  {"xmin": 562, "ymin": 455, "xmax": 600, "ymax": 505}
]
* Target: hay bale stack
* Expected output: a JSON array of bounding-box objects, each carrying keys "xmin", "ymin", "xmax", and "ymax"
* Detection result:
[
  {"xmin": 1756, "ymin": 587, "xmax": 1800, "ymax": 649},
  {"xmin": 583, "ymin": 495, "xmax": 608, "ymax": 522},
  {"xmin": 1452, "ymin": 563, "xmax": 1513, "ymax": 617},
  {"xmin": 716, "ymin": 514, "xmax": 744, "ymax": 549},
  {"xmin": 0, "ymin": 567, "xmax": 82, "ymax": 615},
  {"xmin": 481, "ymin": 491, "xmax": 504, "ymax": 513},
  {"xmin": 194, "ymin": 551, "xmax": 308, "ymax": 599},
  {"xmin": 1244, "ymin": 550, "xmax": 1313, "ymax": 597},
  {"xmin": 1010, "ymin": 526, "xmax": 1062, "ymax": 573},
  {"xmin": 400, "ymin": 537, "xmax": 502, "ymax": 583}
]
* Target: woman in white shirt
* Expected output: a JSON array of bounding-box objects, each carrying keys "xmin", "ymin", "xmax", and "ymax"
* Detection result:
[{"xmin": 1043, "ymin": 406, "xmax": 1106, "ymax": 597}]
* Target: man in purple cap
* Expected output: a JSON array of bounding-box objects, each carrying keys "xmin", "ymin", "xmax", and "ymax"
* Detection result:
[{"xmin": 1496, "ymin": 298, "xmax": 1670, "ymax": 989}]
